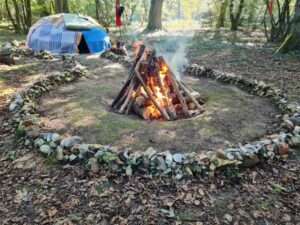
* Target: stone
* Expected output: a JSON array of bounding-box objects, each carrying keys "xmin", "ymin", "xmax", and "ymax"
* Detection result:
[
  {"xmin": 224, "ymin": 214, "xmax": 233, "ymax": 222},
  {"xmin": 126, "ymin": 165, "xmax": 133, "ymax": 176},
  {"xmin": 9, "ymin": 93, "xmax": 23, "ymax": 111},
  {"xmin": 79, "ymin": 144, "xmax": 89, "ymax": 154},
  {"xmin": 165, "ymin": 153, "xmax": 173, "ymax": 167},
  {"xmin": 24, "ymin": 139, "xmax": 31, "ymax": 146},
  {"xmin": 277, "ymin": 143, "xmax": 289, "ymax": 155},
  {"xmin": 16, "ymin": 125, "xmax": 26, "ymax": 137},
  {"xmin": 69, "ymin": 154, "xmax": 77, "ymax": 162},
  {"xmin": 290, "ymin": 115, "xmax": 300, "ymax": 126},
  {"xmin": 34, "ymin": 138, "xmax": 45, "ymax": 148},
  {"xmin": 27, "ymin": 126, "xmax": 41, "ymax": 139},
  {"xmin": 88, "ymin": 158, "xmax": 100, "ymax": 173},
  {"xmin": 20, "ymin": 120, "xmax": 34, "ymax": 127},
  {"xmin": 173, "ymin": 153, "xmax": 183, "ymax": 164},
  {"xmin": 185, "ymin": 167, "xmax": 193, "ymax": 176},
  {"xmin": 226, "ymin": 152, "xmax": 235, "ymax": 160},
  {"xmin": 60, "ymin": 136, "xmax": 83, "ymax": 148},
  {"xmin": 39, "ymin": 145, "xmax": 51, "ymax": 155},
  {"xmin": 50, "ymin": 133, "xmax": 60, "ymax": 142},
  {"xmin": 56, "ymin": 146, "xmax": 64, "ymax": 161},
  {"xmin": 156, "ymin": 156, "xmax": 167, "ymax": 171},
  {"xmin": 175, "ymin": 172, "xmax": 183, "ymax": 180},
  {"xmin": 291, "ymin": 135, "xmax": 300, "ymax": 147},
  {"xmin": 144, "ymin": 147, "xmax": 156, "ymax": 159},
  {"xmin": 283, "ymin": 119, "xmax": 294, "ymax": 131},
  {"xmin": 215, "ymin": 149, "xmax": 227, "ymax": 159},
  {"xmin": 293, "ymin": 126, "xmax": 300, "ymax": 135},
  {"xmin": 242, "ymin": 155, "xmax": 260, "ymax": 167}
]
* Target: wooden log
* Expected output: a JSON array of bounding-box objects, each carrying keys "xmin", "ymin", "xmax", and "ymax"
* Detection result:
[
  {"xmin": 134, "ymin": 62, "xmax": 170, "ymax": 120},
  {"xmin": 132, "ymin": 103, "xmax": 152, "ymax": 120},
  {"xmin": 177, "ymin": 80, "xmax": 204, "ymax": 112},
  {"xmin": 111, "ymin": 45, "xmax": 146, "ymax": 108},
  {"xmin": 158, "ymin": 56, "xmax": 190, "ymax": 118},
  {"xmin": 126, "ymin": 85, "xmax": 141, "ymax": 115},
  {"xmin": 156, "ymin": 67, "xmax": 177, "ymax": 120},
  {"xmin": 119, "ymin": 79, "xmax": 135, "ymax": 113}
]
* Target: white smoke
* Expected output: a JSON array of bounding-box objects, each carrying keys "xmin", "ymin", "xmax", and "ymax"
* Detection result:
[{"xmin": 148, "ymin": 31, "xmax": 193, "ymax": 80}]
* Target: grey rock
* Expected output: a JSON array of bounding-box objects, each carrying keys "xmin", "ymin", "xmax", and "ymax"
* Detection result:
[
  {"xmin": 175, "ymin": 172, "xmax": 183, "ymax": 180},
  {"xmin": 34, "ymin": 138, "xmax": 45, "ymax": 148},
  {"xmin": 293, "ymin": 126, "xmax": 300, "ymax": 135},
  {"xmin": 226, "ymin": 152, "xmax": 235, "ymax": 160},
  {"xmin": 79, "ymin": 144, "xmax": 89, "ymax": 154},
  {"xmin": 283, "ymin": 119, "xmax": 294, "ymax": 130},
  {"xmin": 156, "ymin": 156, "xmax": 167, "ymax": 171},
  {"xmin": 61, "ymin": 136, "xmax": 83, "ymax": 148},
  {"xmin": 173, "ymin": 153, "xmax": 183, "ymax": 164},
  {"xmin": 56, "ymin": 146, "xmax": 64, "ymax": 161},
  {"xmin": 69, "ymin": 154, "xmax": 77, "ymax": 162},
  {"xmin": 290, "ymin": 115, "xmax": 300, "ymax": 126},
  {"xmin": 291, "ymin": 135, "xmax": 300, "ymax": 147},
  {"xmin": 9, "ymin": 93, "xmax": 23, "ymax": 111},
  {"xmin": 164, "ymin": 168, "xmax": 172, "ymax": 174},
  {"xmin": 48, "ymin": 141, "xmax": 57, "ymax": 148},
  {"xmin": 88, "ymin": 158, "xmax": 100, "ymax": 173},
  {"xmin": 51, "ymin": 133, "xmax": 60, "ymax": 142},
  {"xmin": 94, "ymin": 150, "xmax": 104, "ymax": 159},
  {"xmin": 39, "ymin": 145, "xmax": 51, "ymax": 155},
  {"xmin": 165, "ymin": 153, "xmax": 173, "ymax": 166},
  {"xmin": 24, "ymin": 139, "xmax": 31, "ymax": 146},
  {"xmin": 144, "ymin": 147, "xmax": 156, "ymax": 159}
]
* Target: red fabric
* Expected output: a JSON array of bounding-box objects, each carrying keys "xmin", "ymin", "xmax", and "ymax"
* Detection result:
[
  {"xmin": 269, "ymin": 0, "xmax": 273, "ymax": 16},
  {"xmin": 116, "ymin": 0, "xmax": 122, "ymax": 27}
]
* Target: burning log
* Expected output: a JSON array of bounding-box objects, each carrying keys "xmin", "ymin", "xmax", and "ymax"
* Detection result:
[{"xmin": 111, "ymin": 43, "xmax": 205, "ymax": 121}]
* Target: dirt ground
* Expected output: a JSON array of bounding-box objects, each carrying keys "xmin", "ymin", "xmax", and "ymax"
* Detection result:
[{"xmin": 38, "ymin": 56, "xmax": 279, "ymax": 153}]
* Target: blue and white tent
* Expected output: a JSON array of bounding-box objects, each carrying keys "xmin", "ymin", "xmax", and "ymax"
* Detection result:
[{"xmin": 27, "ymin": 13, "xmax": 111, "ymax": 54}]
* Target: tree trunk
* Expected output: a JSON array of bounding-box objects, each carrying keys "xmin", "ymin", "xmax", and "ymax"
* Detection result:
[
  {"xmin": 55, "ymin": 0, "xmax": 63, "ymax": 13},
  {"xmin": 24, "ymin": 0, "xmax": 32, "ymax": 31},
  {"xmin": 5, "ymin": 0, "xmax": 21, "ymax": 33},
  {"xmin": 248, "ymin": 0, "xmax": 258, "ymax": 24},
  {"xmin": 95, "ymin": 0, "xmax": 100, "ymax": 21},
  {"xmin": 229, "ymin": 0, "xmax": 245, "ymax": 31},
  {"xmin": 63, "ymin": 0, "xmax": 69, "ymax": 13},
  {"xmin": 277, "ymin": 0, "xmax": 300, "ymax": 52},
  {"xmin": 146, "ymin": 0, "xmax": 164, "ymax": 31},
  {"xmin": 216, "ymin": 0, "xmax": 229, "ymax": 28}
]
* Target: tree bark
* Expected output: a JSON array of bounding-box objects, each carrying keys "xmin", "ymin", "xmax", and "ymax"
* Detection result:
[
  {"xmin": 146, "ymin": 0, "xmax": 164, "ymax": 31},
  {"xmin": 216, "ymin": 0, "xmax": 229, "ymax": 28},
  {"xmin": 5, "ymin": 0, "xmax": 21, "ymax": 33},
  {"xmin": 229, "ymin": 0, "xmax": 245, "ymax": 31},
  {"xmin": 277, "ymin": 0, "xmax": 300, "ymax": 52}
]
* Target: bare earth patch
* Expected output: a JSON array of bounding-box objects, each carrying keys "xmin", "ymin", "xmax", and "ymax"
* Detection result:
[{"xmin": 38, "ymin": 56, "xmax": 279, "ymax": 153}]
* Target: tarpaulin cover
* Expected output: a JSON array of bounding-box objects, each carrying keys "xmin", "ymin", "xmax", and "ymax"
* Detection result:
[
  {"xmin": 81, "ymin": 27, "xmax": 111, "ymax": 53},
  {"xmin": 27, "ymin": 13, "xmax": 111, "ymax": 54},
  {"xmin": 27, "ymin": 19, "xmax": 79, "ymax": 54},
  {"xmin": 63, "ymin": 13, "xmax": 93, "ymax": 30}
]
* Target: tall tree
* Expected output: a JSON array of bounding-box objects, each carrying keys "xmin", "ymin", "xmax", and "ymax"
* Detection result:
[
  {"xmin": 146, "ymin": 0, "xmax": 164, "ymax": 31},
  {"xmin": 229, "ymin": 0, "xmax": 245, "ymax": 30},
  {"xmin": 216, "ymin": 0, "xmax": 229, "ymax": 28},
  {"xmin": 277, "ymin": 0, "xmax": 300, "ymax": 52},
  {"xmin": 54, "ymin": 0, "xmax": 68, "ymax": 13}
]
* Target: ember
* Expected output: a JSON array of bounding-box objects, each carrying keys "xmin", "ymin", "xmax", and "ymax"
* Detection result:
[{"xmin": 111, "ymin": 42, "xmax": 205, "ymax": 120}]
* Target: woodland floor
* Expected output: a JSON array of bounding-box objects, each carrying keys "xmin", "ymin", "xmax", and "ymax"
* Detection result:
[{"xmin": 0, "ymin": 28, "xmax": 300, "ymax": 224}]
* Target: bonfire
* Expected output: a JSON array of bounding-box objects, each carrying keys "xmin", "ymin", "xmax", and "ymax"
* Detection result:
[{"xmin": 111, "ymin": 42, "xmax": 205, "ymax": 120}]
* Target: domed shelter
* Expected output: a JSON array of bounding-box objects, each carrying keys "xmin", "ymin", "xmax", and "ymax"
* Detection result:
[{"xmin": 27, "ymin": 13, "xmax": 111, "ymax": 54}]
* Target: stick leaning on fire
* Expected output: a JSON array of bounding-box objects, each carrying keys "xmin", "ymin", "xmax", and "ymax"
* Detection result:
[{"xmin": 111, "ymin": 42, "xmax": 205, "ymax": 121}]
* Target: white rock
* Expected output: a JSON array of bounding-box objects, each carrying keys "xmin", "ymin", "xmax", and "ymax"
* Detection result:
[
  {"xmin": 165, "ymin": 153, "xmax": 173, "ymax": 166},
  {"xmin": 173, "ymin": 153, "xmax": 183, "ymax": 163},
  {"xmin": 56, "ymin": 146, "xmax": 64, "ymax": 161},
  {"xmin": 39, "ymin": 145, "xmax": 51, "ymax": 155},
  {"xmin": 61, "ymin": 136, "xmax": 83, "ymax": 148}
]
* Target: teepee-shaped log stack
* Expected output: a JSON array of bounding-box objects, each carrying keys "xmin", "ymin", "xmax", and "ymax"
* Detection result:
[{"xmin": 111, "ymin": 43, "xmax": 205, "ymax": 120}]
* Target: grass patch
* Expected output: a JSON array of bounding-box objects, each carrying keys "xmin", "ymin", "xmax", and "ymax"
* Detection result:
[{"xmin": 0, "ymin": 77, "xmax": 8, "ymax": 84}]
